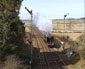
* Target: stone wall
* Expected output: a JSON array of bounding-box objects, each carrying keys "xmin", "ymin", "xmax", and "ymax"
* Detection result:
[{"xmin": 52, "ymin": 19, "xmax": 85, "ymax": 40}]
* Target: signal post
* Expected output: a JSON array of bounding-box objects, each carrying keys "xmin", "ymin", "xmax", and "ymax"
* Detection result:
[{"xmin": 25, "ymin": 7, "xmax": 33, "ymax": 65}]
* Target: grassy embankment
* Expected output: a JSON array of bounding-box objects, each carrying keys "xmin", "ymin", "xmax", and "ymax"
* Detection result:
[{"xmin": 53, "ymin": 34, "xmax": 85, "ymax": 69}]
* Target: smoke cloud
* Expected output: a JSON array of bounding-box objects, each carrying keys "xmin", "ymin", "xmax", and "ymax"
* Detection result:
[{"xmin": 33, "ymin": 13, "xmax": 53, "ymax": 33}]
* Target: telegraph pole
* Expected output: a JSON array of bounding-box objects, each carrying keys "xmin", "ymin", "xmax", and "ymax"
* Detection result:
[
  {"xmin": 83, "ymin": 0, "xmax": 85, "ymax": 46},
  {"xmin": 25, "ymin": 7, "xmax": 33, "ymax": 65},
  {"xmin": 30, "ymin": 9, "xmax": 33, "ymax": 65},
  {"xmin": 63, "ymin": 15, "xmax": 65, "ymax": 37},
  {"xmin": 63, "ymin": 13, "xmax": 69, "ymax": 49},
  {"xmin": 63, "ymin": 13, "xmax": 69, "ymax": 37}
]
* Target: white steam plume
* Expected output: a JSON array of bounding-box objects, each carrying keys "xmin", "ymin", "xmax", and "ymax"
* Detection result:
[{"xmin": 33, "ymin": 13, "xmax": 53, "ymax": 33}]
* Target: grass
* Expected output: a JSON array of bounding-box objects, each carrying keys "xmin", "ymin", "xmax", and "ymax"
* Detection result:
[
  {"xmin": 3, "ymin": 55, "xmax": 22, "ymax": 69},
  {"xmin": 53, "ymin": 34, "xmax": 85, "ymax": 69},
  {"xmin": 2, "ymin": 55, "xmax": 30, "ymax": 69}
]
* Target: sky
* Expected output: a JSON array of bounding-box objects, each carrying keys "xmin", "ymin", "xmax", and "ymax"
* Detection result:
[{"xmin": 19, "ymin": 0, "xmax": 85, "ymax": 20}]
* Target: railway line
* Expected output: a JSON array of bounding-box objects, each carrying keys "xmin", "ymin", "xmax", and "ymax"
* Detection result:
[{"xmin": 31, "ymin": 26, "xmax": 68, "ymax": 69}]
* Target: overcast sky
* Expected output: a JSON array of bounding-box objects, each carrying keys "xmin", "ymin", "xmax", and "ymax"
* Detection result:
[{"xmin": 19, "ymin": 0, "xmax": 84, "ymax": 20}]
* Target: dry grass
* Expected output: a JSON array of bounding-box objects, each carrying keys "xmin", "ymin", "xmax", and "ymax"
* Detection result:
[
  {"xmin": 3, "ymin": 55, "xmax": 22, "ymax": 69},
  {"xmin": 3, "ymin": 55, "xmax": 30, "ymax": 69},
  {"xmin": 53, "ymin": 34, "xmax": 85, "ymax": 69}
]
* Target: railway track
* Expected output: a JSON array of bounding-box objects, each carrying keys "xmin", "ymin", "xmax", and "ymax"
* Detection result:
[{"xmin": 31, "ymin": 26, "xmax": 68, "ymax": 69}]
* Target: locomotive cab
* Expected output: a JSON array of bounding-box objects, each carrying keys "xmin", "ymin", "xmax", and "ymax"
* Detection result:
[{"xmin": 46, "ymin": 36, "xmax": 54, "ymax": 48}]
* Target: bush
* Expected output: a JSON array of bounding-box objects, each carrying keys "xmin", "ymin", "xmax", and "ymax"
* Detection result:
[
  {"xmin": 0, "ymin": 0, "xmax": 24, "ymax": 59},
  {"xmin": 3, "ymin": 55, "xmax": 29, "ymax": 69}
]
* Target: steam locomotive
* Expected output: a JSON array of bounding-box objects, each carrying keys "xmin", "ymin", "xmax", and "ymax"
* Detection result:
[{"xmin": 45, "ymin": 34, "xmax": 54, "ymax": 47}]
